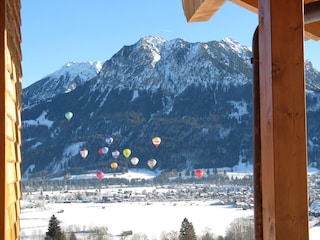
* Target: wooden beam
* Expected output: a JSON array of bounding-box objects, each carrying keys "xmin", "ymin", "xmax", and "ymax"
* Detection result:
[
  {"xmin": 229, "ymin": 0, "xmax": 258, "ymax": 13},
  {"xmin": 182, "ymin": 0, "xmax": 226, "ymax": 22},
  {"xmin": 258, "ymin": 0, "xmax": 309, "ymax": 239},
  {"xmin": 305, "ymin": 22, "xmax": 320, "ymax": 40}
]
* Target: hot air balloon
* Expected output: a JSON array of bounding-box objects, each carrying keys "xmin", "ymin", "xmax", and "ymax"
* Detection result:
[
  {"xmin": 147, "ymin": 159, "xmax": 157, "ymax": 169},
  {"xmin": 80, "ymin": 148, "xmax": 88, "ymax": 158},
  {"xmin": 152, "ymin": 137, "xmax": 161, "ymax": 148},
  {"xmin": 123, "ymin": 148, "xmax": 131, "ymax": 158},
  {"xmin": 105, "ymin": 136, "xmax": 113, "ymax": 145},
  {"xmin": 130, "ymin": 157, "xmax": 139, "ymax": 166},
  {"xmin": 65, "ymin": 111, "xmax": 73, "ymax": 121},
  {"xmin": 98, "ymin": 147, "xmax": 109, "ymax": 155},
  {"xmin": 195, "ymin": 169, "xmax": 204, "ymax": 179},
  {"xmin": 110, "ymin": 162, "xmax": 118, "ymax": 169},
  {"xmin": 112, "ymin": 150, "xmax": 120, "ymax": 158},
  {"xmin": 96, "ymin": 171, "xmax": 104, "ymax": 180}
]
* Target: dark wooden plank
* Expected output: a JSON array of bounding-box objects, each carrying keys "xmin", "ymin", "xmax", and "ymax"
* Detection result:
[
  {"xmin": 252, "ymin": 26, "xmax": 263, "ymax": 240},
  {"xmin": 229, "ymin": 0, "xmax": 258, "ymax": 13},
  {"xmin": 0, "ymin": 1, "xmax": 6, "ymax": 239}
]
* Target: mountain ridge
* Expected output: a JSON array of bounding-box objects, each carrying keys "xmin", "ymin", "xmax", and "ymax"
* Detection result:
[
  {"xmin": 21, "ymin": 36, "xmax": 320, "ymax": 179},
  {"xmin": 22, "ymin": 61, "xmax": 103, "ymax": 109}
]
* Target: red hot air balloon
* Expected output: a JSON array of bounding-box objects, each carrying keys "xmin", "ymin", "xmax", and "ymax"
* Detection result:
[
  {"xmin": 98, "ymin": 147, "xmax": 109, "ymax": 155},
  {"xmin": 195, "ymin": 169, "xmax": 204, "ymax": 179},
  {"xmin": 152, "ymin": 137, "xmax": 161, "ymax": 148},
  {"xmin": 96, "ymin": 171, "xmax": 104, "ymax": 180}
]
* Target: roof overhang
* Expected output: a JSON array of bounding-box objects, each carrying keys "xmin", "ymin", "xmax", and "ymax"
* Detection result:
[{"xmin": 182, "ymin": 0, "xmax": 320, "ymax": 40}]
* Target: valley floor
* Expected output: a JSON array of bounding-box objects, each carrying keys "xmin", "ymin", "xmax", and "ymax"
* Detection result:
[
  {"xmin": 20, "ymin": 200, "xmax": 253, "ymax": 239},
  {"xmin": 20, "ymin": 189, "xmax": 320, "ymax": 240}
]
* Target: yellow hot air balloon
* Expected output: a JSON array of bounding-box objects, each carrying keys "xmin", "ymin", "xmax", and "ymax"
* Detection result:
[
  {"xmin": 152, "ymin": 137, "xmax": 161, "ymax": 148},
  {"xmin": 147, "ymin": 159, "xmax": 157, "ymax": 169},
  {"xmin": 123, "ymin": 148, "xmax": 131, "ymax": 158},
  {"xmin": 110, "ymin": 162, "xmax": 118, "ymax": 169}
]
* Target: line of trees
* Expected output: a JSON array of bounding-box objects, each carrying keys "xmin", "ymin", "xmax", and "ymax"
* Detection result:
[
  {"xmin": 21, "ymin": 172, "xmax": 253, "ymax": 193},
  {"xmin": 40, "ymin": 215, "xmax": 254, "ymax": 240}
]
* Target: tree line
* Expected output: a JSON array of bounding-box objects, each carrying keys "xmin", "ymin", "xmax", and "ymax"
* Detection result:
[{"xmin": 39, "ymin": 215, "xmax": 254, "ymax": 240}]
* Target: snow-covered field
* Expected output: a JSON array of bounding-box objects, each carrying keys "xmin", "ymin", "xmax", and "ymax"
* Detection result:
[
  {"xmin": 20, "ymin": 200, "xmax": 320, "ymax": 240},
  {"xmin": 20, "ymin": 200, "xmax": 252, "ymax": 239},
  {"xmin": 20, "ymin": 167, "xmax": 320, "ymax": 239}
]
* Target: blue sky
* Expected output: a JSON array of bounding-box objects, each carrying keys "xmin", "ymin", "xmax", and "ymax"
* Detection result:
[{"xmin": 21, "ymin": 0, "xmax": 320, "ymax": 88}]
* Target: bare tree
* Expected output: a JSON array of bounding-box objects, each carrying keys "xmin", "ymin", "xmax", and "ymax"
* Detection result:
[
  {"xmin": 129, "ymin": 233, "xmax": 149, "ymax": 240},
  {"xmin": 160, "ymin": 230, "xmax": 179, "ymax": 240},
  {"xmin": 224, "ymin": 217, "xmax": 254, "ymax": 240}
]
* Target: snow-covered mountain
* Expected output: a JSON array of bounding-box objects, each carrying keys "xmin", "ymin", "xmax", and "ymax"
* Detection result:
[
  {"xmin": 21, "ymin": 36, "xmax": 320, "ymax": 179},
  {"xmin": 22, "ymin": 61, "xmax": 103, "ymax": 109},
  {"xmin": 93, "ymin": 36, "xmax": 251, "ymax": 94}
]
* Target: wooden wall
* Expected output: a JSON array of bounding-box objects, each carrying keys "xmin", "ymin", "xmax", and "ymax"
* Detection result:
[{"xmin": 0, "ymin": 0, "xmax": 22, "ymax": 239}]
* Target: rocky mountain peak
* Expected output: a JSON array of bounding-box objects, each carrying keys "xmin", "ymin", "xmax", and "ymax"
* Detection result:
[
  {"xmin": 21, "ymin": 36, "xmax": 320, "ymax": 179},
  {"xmin": 22, "ymin": 61, "xmax": 103, "ymax": 109}
]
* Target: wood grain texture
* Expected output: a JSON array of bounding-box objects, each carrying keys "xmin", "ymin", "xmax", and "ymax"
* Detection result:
[
  {"xmin": 258, "ymin": 0, "xmax": 309, "ymax": 239},
  {"xmin": 182, "ymin": 0, "xmax": 320, "ymax": 40},
  {"xmin": 1, "ymin": 0, "xmax": 22, "ymax": 239}
]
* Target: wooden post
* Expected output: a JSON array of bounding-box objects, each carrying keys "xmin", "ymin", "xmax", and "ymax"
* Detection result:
[
  {"xmin": 258, "ymin": 0, "xmax": 309, "ymax": 239},
  {"xmin": 0, "ymin": 1, "xmax": 6, "ymax": 238}
]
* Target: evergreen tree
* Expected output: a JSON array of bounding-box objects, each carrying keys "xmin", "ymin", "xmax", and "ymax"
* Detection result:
[
  {"xmin": 179, "ymin": 218, "xmax": 197, "ymax": 240},
  {"xmin": 45, "ymin": 214, "xmax": 66, "ymax": 240}
]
